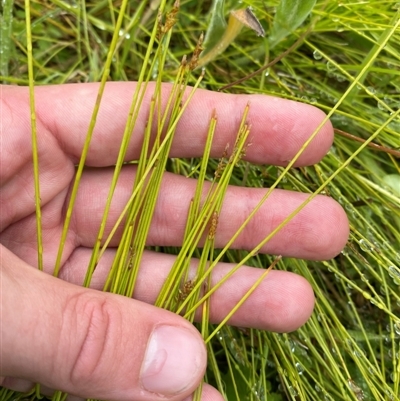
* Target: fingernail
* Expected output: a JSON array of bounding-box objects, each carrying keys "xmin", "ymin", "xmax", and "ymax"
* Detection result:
[{"xmin": 140, "ymin": 325, "xmax": 205, "ymax": 395}]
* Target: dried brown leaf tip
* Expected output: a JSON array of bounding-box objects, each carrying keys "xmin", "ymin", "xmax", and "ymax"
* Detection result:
[{"xmin": 231, "ymin": 7, "xmax": 265, "ymax": 37}]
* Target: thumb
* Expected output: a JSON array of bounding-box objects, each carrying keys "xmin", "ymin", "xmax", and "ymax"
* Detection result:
[{"xmin": 0, "ymin": 246, "xmax": 206, "ymax": 400}]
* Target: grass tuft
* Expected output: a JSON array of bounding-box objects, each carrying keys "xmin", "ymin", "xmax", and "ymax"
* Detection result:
[{"xmin": 1, "ymin": 1, "xmax": 399, "ymax": 400}]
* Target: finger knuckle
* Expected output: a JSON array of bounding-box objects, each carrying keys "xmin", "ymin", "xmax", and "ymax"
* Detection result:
[{"xmin": 65, "ymin": 292, "xmax": 121, "ymax": 389}]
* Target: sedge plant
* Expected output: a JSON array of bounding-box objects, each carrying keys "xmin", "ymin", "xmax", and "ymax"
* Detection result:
[{"xmin": 0, "ymin": 0, "xmax": 399, "ymax": 400}]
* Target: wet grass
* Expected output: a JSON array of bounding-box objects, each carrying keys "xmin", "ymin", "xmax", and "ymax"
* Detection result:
[{"xmin": 1, "ymin": 1, "xmax": 399, "ymax": 400}]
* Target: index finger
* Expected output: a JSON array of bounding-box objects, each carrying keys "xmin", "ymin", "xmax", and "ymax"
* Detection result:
[{"xmin": 3, "ymin": 82, "xmax": 333, "ymax": 167}]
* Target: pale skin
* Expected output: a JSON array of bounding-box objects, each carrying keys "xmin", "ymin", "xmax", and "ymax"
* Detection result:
[{"xmin": 0, "ymin": 83, "xmax": 349, "ymax": 401}]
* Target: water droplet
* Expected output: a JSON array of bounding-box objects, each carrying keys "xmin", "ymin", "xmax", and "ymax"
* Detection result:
[
  {"xmin": 370, "ymin": 297, "xmax": 384, "ymax": 309},
  {"xmin": 295, "ymin": 362, "xmax": 304, "ymax": 375},
  {"xmin": 381, "ymin": 241, "xmax": 390, "ymax": 250},
  {"xmin": 326, "ymin": 62, "xmax": 336, "ymax": 72},
  {"xmin": 335, "ymin": 74, "xmax": 346, "ymax": 82},
  {"xmin": 385, "ymin": 388, "xmax": 396, "ymax": 400},
  {"xmin": 353, "ymin": 346, "xmax": 366, "ymax": 358},
  {"xmin": 264, "ymin": 68, "xmax": 270, "ymax": 76},
  {"xmin": 383, "ymin": 95, "xmax": 392, "ymax": 103},
  {"xmin": 313, "ymin": 50, "xmax": 323, "ymax": 60},
  {"xmin": 285, "ymin": 339, "xmax": 295, "ymax": 352},
  {"xmin": 388, "ymin": 265, "xmax": 400, "ymax": 279},
  {"xmin": 394, "ymin": 321, "xmax": 400, "ymax": 335},
  {"xmin": 358, "ymin": 239, "xmax": 372, "ymax": 252},
  {"xmin": 366, "ymin": 86, "xmax": 376, "ymax": 94},
  {"xmin": 377, "ymin": 100, "xmax": 388, "ymax": 111}
]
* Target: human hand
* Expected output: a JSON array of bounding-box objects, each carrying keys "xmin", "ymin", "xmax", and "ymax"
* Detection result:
[{"xmin": 0, "ymin": 83, "xmax": 349, "ymax": 401}]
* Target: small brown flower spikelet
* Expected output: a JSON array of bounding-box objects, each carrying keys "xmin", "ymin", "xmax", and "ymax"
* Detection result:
[
  {"xmin": 180, "ymin": 54, "xmax": 188, "ymax": 68},
  {"xmin": 239, "ymin": 135, "xmax": 252, "ymax": 160},
  {"xmin": 156, "ymin": 9, "xmax": 163, "ymax": 39},
  {"xmin": 208, "ymin": 210, "xmax": 219, "ymax": 240},
  {"xmin": 158, "ymin": 0, "xmax": 180, "ymax": 36},
  {"xmin": 215, "ymin": 144, "xmax": 229, "ymax": 178},
  {"xmin": 231, "ymin": 7, "xmax": 265, "ymax": 37},
  {"xmin": 189, "ymin": 32, "xmax": 205, "ymax": 71},
  {"xmin": 127, "ymin": 245, "xmax": 136, "ymax": 270},
  {"xmin": 178, "ymin": 279, "xmax": 196, "ymax": 302},
  {"xmin": 229, "ymin": 123, "xmax": 249, "ymax": 164}
]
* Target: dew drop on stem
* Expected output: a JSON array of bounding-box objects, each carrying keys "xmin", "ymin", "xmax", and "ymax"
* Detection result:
[
  {"xmin": 313, "ymin": 50, "xmax": 323, "ymax": 60},
  {"xmin": 358, "ymin": 239, "xmax": 372, "ymax": 252}
]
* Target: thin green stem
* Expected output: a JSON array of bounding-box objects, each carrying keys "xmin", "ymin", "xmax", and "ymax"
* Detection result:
[
  {"xmin": 24, "ymin": 0, "xmax": 43, "ymax": 272},
  {"xmin": 54, "ymin": 0, "xmax": 131, "ymax": 278}
]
